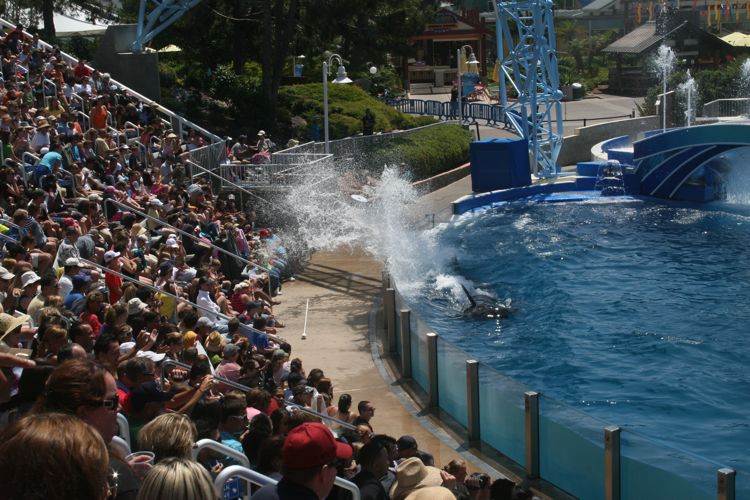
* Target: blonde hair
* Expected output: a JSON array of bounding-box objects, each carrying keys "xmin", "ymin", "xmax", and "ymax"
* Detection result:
[
  {"xmin": 136, "ymin": 457, "xmax": 217, "ymax": 500},
  {"xmin": 137, "ymin": 413, "xmax": 197, "ymax": 463}
]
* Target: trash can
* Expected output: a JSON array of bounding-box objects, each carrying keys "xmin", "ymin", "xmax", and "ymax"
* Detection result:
[{"xmin": 572, "ymin": 82, "xmax": 584, "ymax": 101}]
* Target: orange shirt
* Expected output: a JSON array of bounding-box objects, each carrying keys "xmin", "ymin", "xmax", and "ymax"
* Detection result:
[{"xmin": 91, "ymin": 105, "xmax": 108, "ymax": 130}]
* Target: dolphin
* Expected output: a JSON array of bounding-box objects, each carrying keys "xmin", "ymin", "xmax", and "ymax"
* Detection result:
[{"xmin": 460, "ymin": 284, "xmax": 512, "ymax": 319}]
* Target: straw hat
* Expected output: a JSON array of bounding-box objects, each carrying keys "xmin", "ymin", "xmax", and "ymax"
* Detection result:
[
  {"xmin": 389, "ymin": 458, "xmax": 444, "ymax": 500},
  {"xmin": 0, "ymin": 313, "xmax": 29, "ymax": 342},
  {"xmin": 205, "ymin": 331, "xmax": 225, "ymax": 354},
  {"xmin": 37, "ymin": 119, "xmax": 50, "ymax": 128}
]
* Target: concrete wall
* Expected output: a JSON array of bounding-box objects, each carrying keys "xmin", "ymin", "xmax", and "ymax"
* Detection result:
[
  {"xmin": 93, "ymin": 25, "xmax": 161, "ymax": 101},
  {"xmin": 558, "ymin": 116, "xmax": 660, "ymax": 166}
]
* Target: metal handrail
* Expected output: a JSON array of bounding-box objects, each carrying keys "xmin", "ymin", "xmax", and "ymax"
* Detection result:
[
  {"xmin": 57, "ymin": 167, "xmax": 77, "ymax": 193},
  {"xmin": 43, "ymin": 78, "xmax": 57, "ymax": 99},
  {"xmin": 193, "ymin": 439, "xmax": 250, "ymax": 468},
  {"xmin": 214, "ymin": 465, "xmax": 361, "ymax": 500},
  {"xmin": 185, "ymin": 160, "xmax": 271, "ymax": 205},
  {"xmin": 70, "ymin": 93, "xmax": 86, "ymax": 114},
  {"xmin": 79, "ymin": 257, "xmax": 282, "ymax": 344},
  {"xmin": 286, "ymin": 402, "xmax": 358, "ymax": 431},
  {"xmin": 116, "ymin": 412, "xmax": 131, "ymax": 449},
  {"xmin": 111, "ymin": 435, "xmax": 131, "ymax": 457},
  {"xmin": 214, "ymin": 465, "xmax": 276, "ymax": 499},
  {"xmin": 75, "ymin": 110, "xmax": 90, "ymax": 131},
  {"xmin": 0, "ymin": 232, "xmax": 19, "ymax": 245},
  {"xmin": 158, "ymin": 359, "xmax": 356, "ymax": 430},
  {"xmin": 103, "ymin": 197, "xmax": 269, "ymax": 276},
  {"xmin": 160, "ymin": 359, "xmax": 249, "ymax": 397},
  {"xmin": 22, "ymin": 151, "xmax": 39, "ymax": 165}
]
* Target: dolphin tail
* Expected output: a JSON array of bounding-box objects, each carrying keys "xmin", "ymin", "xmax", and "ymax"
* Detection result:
[
  {"xmin": 460, "ymin": 284, "xmax": 477, "ymax": 309},
  {"xmin": 504, "ymin": 297, "xmax": 512, "ymax": 308}
]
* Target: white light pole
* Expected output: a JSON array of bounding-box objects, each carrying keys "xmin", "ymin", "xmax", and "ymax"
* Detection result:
[
  {"xmin": 456, "ymin": 45, "xmax": 479, "ymax": 125},
  {"xmin": 323, "ymin": 53, "xmax": 352, "ymax": 154}
]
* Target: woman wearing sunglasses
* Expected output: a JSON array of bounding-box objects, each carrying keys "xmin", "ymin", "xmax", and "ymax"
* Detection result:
[{"xmin": 32, "ymin": 358, "xmax": 144, "ymax": 500}]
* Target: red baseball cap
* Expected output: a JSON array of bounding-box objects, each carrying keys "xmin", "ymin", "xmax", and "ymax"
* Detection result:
[{"xmin": 282, "ymin": 422, "xmax": 352, "ymax": 470}]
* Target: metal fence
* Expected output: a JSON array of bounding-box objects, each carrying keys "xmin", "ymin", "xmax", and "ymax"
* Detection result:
[
  {"xmin": 219, "ymin": 121, "xmax": 460, "ymax": 191},
  {"xmin": 702, "ymin": 98, "xmax": 750, "ymax": 118},
  {"xmin": 384, "ymin": 98, "xmax": 508, "ymax": 127}
]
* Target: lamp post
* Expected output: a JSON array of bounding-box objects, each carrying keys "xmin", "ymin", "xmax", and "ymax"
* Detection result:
[
  {"xmin": 456, "ymin": 44, "xmax": 479, "ymax": 124},
  {"xmin": 323, "ymin": 53, "xmax": 352, "ymax": 154},
  {"xmin": 293, "ymin": 54, "xmax": 305, "ymax": 77}
]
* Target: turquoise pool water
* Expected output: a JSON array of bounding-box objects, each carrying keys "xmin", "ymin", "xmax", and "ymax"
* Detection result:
[{"xmin": 408, "ymin": 198, "xmax": 750, "ymax": 481}]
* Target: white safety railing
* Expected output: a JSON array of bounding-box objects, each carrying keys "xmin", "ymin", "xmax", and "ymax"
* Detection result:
[
  {"xmin": 193, "ymin": 439, "xmax": 251, "ymax": 468},
  {"xmin": 214, "ymin": 465, "xmax": 361, "ymax": 500},
  {"xmin": 702, "ymin": 98, "xmax": 750, "ymax": 118},
  {"xmin": 111, "ymin": 435, "xmax": 131, "ymax": 457},
  {"xmin": 115, "ymin": 412, "xmax": 132, "ymax": 450}
]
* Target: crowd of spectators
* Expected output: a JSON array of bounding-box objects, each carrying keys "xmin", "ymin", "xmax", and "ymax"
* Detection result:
[{"xmin": 0, "ymin": 23, "xmax": 534, "ymax": 500}]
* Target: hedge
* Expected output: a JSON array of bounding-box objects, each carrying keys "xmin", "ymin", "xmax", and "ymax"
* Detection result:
[
  {"xmin": 278, "ymin": 83, "xmax": 435, "ymax": 141},
  {"xmin": 360, "ymin": 124, "xmax": 472, "ymax": 181}
]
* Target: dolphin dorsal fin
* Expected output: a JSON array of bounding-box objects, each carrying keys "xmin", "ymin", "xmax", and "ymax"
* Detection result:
[{"xmin": 460, "ymin": 284, "xmax": 477, "ymax": 309}]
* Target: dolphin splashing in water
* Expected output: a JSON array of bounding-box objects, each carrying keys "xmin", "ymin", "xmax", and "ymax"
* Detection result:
[{"xmin": 460, "ymin": 284, "xmax": 512, "ymax": 319}]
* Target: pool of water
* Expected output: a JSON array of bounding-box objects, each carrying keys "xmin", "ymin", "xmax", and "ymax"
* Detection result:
[{"xmin": 405, "ymin": 198, "xmax": 750, "ymax": 474}]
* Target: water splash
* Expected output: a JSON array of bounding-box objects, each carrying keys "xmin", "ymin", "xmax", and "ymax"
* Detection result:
[
  {"xmin": 282, "ymin": 160, "xmax": 459, "ymax": 295},
  {"xmin": 678, "ymin": 70, "xmax": 698, "ymax": 127},
  {"xmin": 740, "ymin": 58, "xmax": 750, "ymax": 97},
  {"xmin": 651, "ymin": 44, "xmax": 676, "ymax": 132}
]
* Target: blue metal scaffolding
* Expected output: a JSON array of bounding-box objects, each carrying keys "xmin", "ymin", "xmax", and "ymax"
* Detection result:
[{"xmin": 495, "ymin": 0, "xmax": 564, "ymax": 177}]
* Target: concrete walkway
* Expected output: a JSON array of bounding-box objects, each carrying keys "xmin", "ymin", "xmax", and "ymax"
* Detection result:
[{"xmin": 273, "ymin": 177, "xmax": 502, "ymax": 475}]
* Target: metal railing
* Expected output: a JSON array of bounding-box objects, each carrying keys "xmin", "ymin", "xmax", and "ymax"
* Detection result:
[
  {"xmin": 384, "ymin": 97, "xmax": 508, "ymax": 127},
  {"xmin": 111, "ymin": 435, "xmax": 131, "ymax": 457},
  {"xmin": 214, "ymin": 465, "xmax": 361, "ymax": 500},
  {"xmin": 116, "ymin": 412, "xmax": 131, "ymax": 450},
  {"xmin": 185, "ymin": 160, "xmax": 271, "ymax": 206},
  {"xmin": 193, "ymin": 439, "xmax": 250, "ymax": 468},
  {"xmin": 702, "ymin": 98, "xmax": 750, "ymax": 118}
]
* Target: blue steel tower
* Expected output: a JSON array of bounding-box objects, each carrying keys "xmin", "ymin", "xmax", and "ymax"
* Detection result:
[{"xmin": 495, "ymin": 0, "xmax": 564, "ymax": 177}]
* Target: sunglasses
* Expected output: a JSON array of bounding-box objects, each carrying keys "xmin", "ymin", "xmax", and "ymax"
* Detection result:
[{"xmin": 85, "ymin": 393, "xmax": 119, "ymax": 410}]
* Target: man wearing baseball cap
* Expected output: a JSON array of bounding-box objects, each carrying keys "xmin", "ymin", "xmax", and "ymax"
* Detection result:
[{"xmin": 253, "ymin": 422, "xmax": 353, "ymax": 500}]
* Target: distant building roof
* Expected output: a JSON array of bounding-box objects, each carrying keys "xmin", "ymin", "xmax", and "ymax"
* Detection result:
[
  {"xmin": 602, "ymin": 21, "xmax": 678, "ymax": 54},
  {"xmin": 582, "ymin": 0, "xmax": 616, "ymax": 12}
]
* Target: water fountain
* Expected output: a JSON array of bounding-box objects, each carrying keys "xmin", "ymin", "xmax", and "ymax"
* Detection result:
[
  {"xmin": 652, "ymin": 44, "xmax": 676, "ymax": 132},
  {"xmin": 740, "ymin": 58, "xmax": 750, "ymax": 97},
  {"xmin": 678, "ymin": 69, "xmax": 698, "ymax": 127}
]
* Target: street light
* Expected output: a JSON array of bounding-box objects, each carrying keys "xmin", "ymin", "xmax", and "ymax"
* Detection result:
[
  {"xmin": 323, "ymin": 53, "xmax": 351, "ymax": 154},
  {"xmin": 456, "ymin": 45, "xmax": 479, "ymax": 124},
  {"xmin": 293, "ymin": 54, "xmax": 305, "ymax": 77}
]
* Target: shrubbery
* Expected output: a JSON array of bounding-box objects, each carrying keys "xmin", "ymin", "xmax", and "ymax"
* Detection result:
[
  {"xmin": 277, "ymin": 83, "xmax": 434, "ymax": 141},
  {"xmin": 361, "ymin": 124, "xmax": 471, "ymax": 181}
]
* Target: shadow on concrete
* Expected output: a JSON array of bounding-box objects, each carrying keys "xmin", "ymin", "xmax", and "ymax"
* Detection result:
[{"xmin": 295, "ymin": 263, "xmax": 381, "ymax": 301}]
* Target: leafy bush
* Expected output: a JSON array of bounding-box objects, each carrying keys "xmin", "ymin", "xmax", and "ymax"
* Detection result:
[
  {"xmin": 277, "ymin": 83, "xmax": 436, "ymax": 141},
  {"xmin": 361, "ymin": 124, "xmax": 471, "ymax": 180}
]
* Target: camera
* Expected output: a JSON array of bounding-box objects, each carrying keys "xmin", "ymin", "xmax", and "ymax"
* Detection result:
[{"xmin": 466, "ymin": 472, "xmax": 490, "ymax": 490}]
